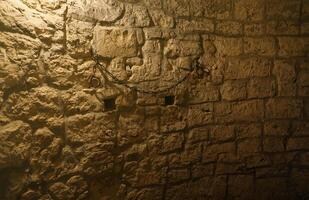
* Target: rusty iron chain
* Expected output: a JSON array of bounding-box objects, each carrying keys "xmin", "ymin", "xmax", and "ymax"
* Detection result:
[{"xmin": 88, "ymin": 52, "xmax": 210, "ymax": 94}]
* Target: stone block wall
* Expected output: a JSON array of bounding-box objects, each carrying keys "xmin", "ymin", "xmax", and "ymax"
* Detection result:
[{"xmin": 0, "ymin": 0, "xmax": 308, "ymax": 199}]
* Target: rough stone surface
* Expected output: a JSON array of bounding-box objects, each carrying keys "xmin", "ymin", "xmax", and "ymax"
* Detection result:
[
  {"xmin": 0, "ymin": 0, "xmax": 308, "ymax": 199},
  {"xmin": 93, "ymin": 27, "xmax": 139, "ymax": 58}
]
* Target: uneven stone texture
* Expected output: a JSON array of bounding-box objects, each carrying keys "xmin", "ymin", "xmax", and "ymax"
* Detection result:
[
  {"xmin": 93, "ymin": 27, "xmax": 139, "ymax": 58},
  {"xmin": 0, "ymin": 0, "xmax": 308, "ymax": 199}
]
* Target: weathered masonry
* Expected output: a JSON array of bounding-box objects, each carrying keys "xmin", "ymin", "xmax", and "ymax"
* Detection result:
[{"xmin": 0, "ymin": 0, "xmax": 308, "ymax": 199}]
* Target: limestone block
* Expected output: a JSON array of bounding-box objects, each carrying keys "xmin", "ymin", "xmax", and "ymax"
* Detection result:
[
  {"xmin": 266, "ymin": 20, "xmax": 300, "ymax": 35},
  {"xmin": 302, "ymin": 22, "xmax": 309, "ymax": 35},
  {"xmin": 134, "ymin": 170, "xmax": 163, "ymax": 187},
  {"xmin": 195, "ymin": 0, "xmax": 231, "ymax": 19},
  {"xmin": 75, "ymin": 61, "xmax": 97, "ymax": 88},
  {"xmin": 0, "ymin": 32, "xmax": 41, "ymax": 65},
  {"xmin": 237, "ymin": 138, "xmax": 261, "ymax": 156},
  {"xmin": 255, "ymin": 178, "xmax": 289, "ymax": 199},
  {"xmin": 263, "ymin": 137, "xmax": 285, "ymax": 152},
  {"xmin": 143, "ymin": 0, "xmax": 162, "ymax": 8},
  {"xmin": 126, "ymin": 188, "xmax": 163, "ymax": 200},
  {"xmin": 266, "ymin": 98, "xmax": 303, "ymax": 119},
  {"xmin": 273, "ymin": 60, "xmax": 297, "ymax": 96},
  {"xmin": 125, "ymin": 144, "xmax": 147, "ymax": 161},
  {"xmin": 48, "ymin": 182, "xmax": 74, "ymax": 200},
  {"xmin": 0, "ymin": 63, "xmax": 25, "ymax": 90},
  {"xmin": 78, "ymin": 143, "xmax": 114, "ymax": 176},
  {"xmin": 186, "ymin": 0, "xmax": 203, "ymax": 17},
  {"xmin": 202, "ymin": 142, "xmax": 235, "ymax": 163},
  {"xmin": 93, "ymin": 27, "xmax": 138, "ymax": 58},
  {"xmin": 234, "ymin": 0, "xmax": 264, "ymax": 21},
  {"xmin": 301, "ymin": 0, "xmax": 309, "ymax": 19},
  {"xmin": 287, "ymin": 137, "xmax": 309, "ymax": 151},
  {"xmin": 188, "ymin": 127, "xmax": 209, "ymax": 143},
  {"xmin": 116, "ymin": 4, "xmax": 151, "ymax": 27},
  {"xmin": 169, "ymin": 143, "xmax": 202, "ymax": 167},
  {"xmin": 164, "ymin": 0, "xmax": 190, "ymax": 17},
  {"xmin": 228, "ymin": 175, "xmax": 254, "ymax": 199},
  {"xmin": 236, "ymin": 123, "xmax": 262, "ymax": 139},
  {"xmin": 3, "ymin": 86, "xmax": 63, "ymax": 127},
  {"xmin": 216, "ymin": 21, "xmax": 243, "ymax": 35},
  {"xmin": 144, "ymin": 28, "xmax": 162, "ymax": 40},
  {"xmin": 244, "ymin": 37, "xmax": 277, "ymax": 56},
  {"xmin": 291, "ymin": 121, "xmax": 309, "ymax": 136},
  {"xmin": 214, "ymin": 100, "xmax": 264, "ymax": 123},
  {"xmin": 62, "ymin": 90, "xmax": 102, "ymax": 115},
  {"xmin": 221, "ymin": 80, "xmax": 247, "ymax": 101},
  {"xmin": 129, "ymin": 54, "xmax": 162, "ymax": 82},
  {"xmin": 225, "ymin": 57, "xmax": 271, "ymax": 79},
  {"xmin": 108, "ymin": 57, "xmax": 129, "ymax": 81},
  {"xmin": 66, "ymin": 176, "xmax": 88, "ymax": 199},
  {"xmin": 66, "ymin": 113, "xmax": 116, "ymax": 144},
  {"xmin": 213, "ymin": 36, "xmax": 242, "ymax": 56},
  {"xmin": 176, "ymin": 19, "xmax": 214, "ymax": 33},
  {"xmin": 126, "ymin": 57, "xmax": 143, "ymax": 66},
  {"xmin": 266, "ymin": 0, "xmax": 301, "ymax": 20},
  {"xmin": 264, "ymin": 121, "xmax": 290, "ymax": 136},
  {"xmin": 142, "ymin": 40, "xmax": 162, "ymax": 54},
  {"xmin": 209, "ymin": 125, "xmax": 235, "ymax": 142},
  {"xmin": 247, "ymin": 77, "xmax": 276, "ymax": 98},
  {"xmin": 164, "ymin": 39, "xmax": 202, "ymax": 58},
  {"xmin": 67, "ymin": 0, "xmax": 124, "ymax": 22},
  {"xmin": 0, "ymin": 0, "xmax": 53, "ymax": 38},
  {"xmin": 244, "ymin": 23, "xmax": 265, "ymax": 36},
  {"xmin": 43, "ymin": 54, "xmax": 77, "ymax": 88},
  {"xmin": 187, "ymin": 103, "xmax": 213, "ymax": 127},
  {"xmin": 167, "ymin": 168, "xmax": 189, "ymax": 183},
  {"xmin": 160, "ymin": 132, "xmax": 184, "ymax": 153},
  {"xmin": 149, "ymin": 9, "xmax": 174, "ymax": 28},
  {"xmin": 188, "ymin": 81, "xmax": 221, "ymax": 103},
  {"xmin": 192, "ymin": 163, "xmax": 214, "ymax": 178},
  {"xmin": 21, "ymin": 0, "xmax": 65, "ymax": 11},
  {"xmin": 66, "ymin": 19, "xmax": 94, "ymax": 58},
  {"xmin": 278, "ymin": 37, "xmax": 308, "ymax": 57},
  {"xmin": 160, "ymin": 106, "xmax": 186, "ymax": 132},
  {"xmin": 298, "ymin": 70, "xmax": 309, "ymax": 87},
  {"xmin": 118, "ymin": 111, "xmax": 145, "ymax": 146},
  {"xmin": 0, "ymin": 121, "xmax": 32, "ymax": 170},
  {"xmin": 20, "ymin": 189, "xmax": 42, "ymax": 200}
]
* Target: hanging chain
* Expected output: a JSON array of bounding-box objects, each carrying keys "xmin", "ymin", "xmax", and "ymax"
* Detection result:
[{"xmin": 88, "ymin": 51, "xmax": 210, "ymax": 94}]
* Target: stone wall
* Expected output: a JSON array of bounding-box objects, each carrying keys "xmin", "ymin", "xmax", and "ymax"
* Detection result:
[{"xmin": 0, "ymin": 0, "xmax": 308, "ymax": 199}]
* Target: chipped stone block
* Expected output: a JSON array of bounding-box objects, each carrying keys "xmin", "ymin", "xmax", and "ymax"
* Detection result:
[
  {"xmin": 176, "ymin": 19, "xmax": 214, "ymax": 33},
  {"xmin": 221, "ymin": 80, "xmax": 247, "ymax": 101},
  {"xmin": 93, "ymin": 27, "xmax": 138, "ymax": 58},
  {"xmin": 115, "ymin": 4, "xmax": 151, "ymax": 27},
  {"xmin": 213, "ymin": 36, "xmax": 242, "ymax": 56},
  {"xmin": 244, "ymin": 37, "xmax": 277, "ymax": 56},
  {"xmin": 266, "ymin": 0, "xmax": 301, "ymax": 20},
  {"xmin": 67, "ymin": 0, "xmax": 124, "ymax": 22},
  {"xmin": 216, "ymin": 21, "xmax": 243, "ymax": 35},
  {"xmin": 247, "ymin": 77, "xmax": 276, "ymax": 98},
  {"xmin": 278, "ymin": 37, "xmax": 308, "ymax": 57},
  {"xmin": 234, "ymin": 0, "xmax": 264, "ymax": 21},
  {"xmin": 225, "ymin": 57, "xmax": 271, "ymax": 79},
  {"xmin": 273, "ymin": 59, "xmax": 297, "ymax": 96},
  {"xmin": 214, "ymin": 100, "xmax": 264, "ymax": 123},
  {"xmin": 266, "ymin": 98, "xmax": 303, "ymax": 119}
]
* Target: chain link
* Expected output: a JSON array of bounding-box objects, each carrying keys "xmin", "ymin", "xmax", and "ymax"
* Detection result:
[{"xmin": 88, "ymin": 53, "xmax": 210, "ymax": 94}]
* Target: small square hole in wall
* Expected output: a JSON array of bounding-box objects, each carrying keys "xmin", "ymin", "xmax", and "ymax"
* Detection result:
[
  {"xmin": 104, "ymin": 98, "xmax": 116, "ymax": 111},
  {"xmin": 164, "ymin": 95, "xmax": 175, "ymax": 106}
]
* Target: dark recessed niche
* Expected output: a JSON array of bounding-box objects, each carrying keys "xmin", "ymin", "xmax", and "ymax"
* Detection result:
[
  {"xmin": 164, "ymin": 95, "xmax": 175, "ymax": 106},
  {"xmin": 104, "ymin": 98, "xmax": 116, "ymax": 111}
]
